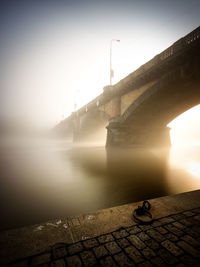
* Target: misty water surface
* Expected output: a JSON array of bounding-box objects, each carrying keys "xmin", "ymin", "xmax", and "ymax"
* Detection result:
[{"xmin": 0, "ymin": 136, "xmax": 200, "ymax": 231}]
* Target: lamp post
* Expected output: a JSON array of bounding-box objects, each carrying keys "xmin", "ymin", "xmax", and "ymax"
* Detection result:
[
  {"xmin": 110, "ymin": 39, "xmax": 120, "ymax": 85},
  {"xmin": 74, "ymin": 89, "xmax": 80, "ymax": 112}
]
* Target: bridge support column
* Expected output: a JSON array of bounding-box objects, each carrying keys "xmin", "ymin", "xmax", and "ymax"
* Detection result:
[
  {"xmin": 106, "ymin": 123, "xmax": 171, "ymax": 148},
  {"xmin": 106, "ymin": 121, "xmax": 129, "ymax": 147}
]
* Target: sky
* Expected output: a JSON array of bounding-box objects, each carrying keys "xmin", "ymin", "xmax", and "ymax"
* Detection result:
[{"xmin": 0, "ymin": 0, "xmax": 200, "ymax": 129}]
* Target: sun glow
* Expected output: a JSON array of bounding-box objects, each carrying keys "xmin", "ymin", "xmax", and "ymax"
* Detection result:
[
  {"xmin": 187, "ymin": 162, "xmax": 200, "ymax": 178},
  {"xmin": 168, "ymin": 105, "xmax": 200, "ymax": 179},
  {"xmin": 168, "ymin": 105, "xmax": 200, "ymax": 146}
]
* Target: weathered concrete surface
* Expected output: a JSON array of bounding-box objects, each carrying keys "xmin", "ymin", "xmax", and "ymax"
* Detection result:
[{"xmin": 1, "ymin": 189, "xmax": 200, "ymax": 265}]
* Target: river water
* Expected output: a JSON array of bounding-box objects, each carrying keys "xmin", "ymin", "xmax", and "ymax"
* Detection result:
[{"xmin": 0, "ymin": 136, "xmax": 200, "ymax": 231}]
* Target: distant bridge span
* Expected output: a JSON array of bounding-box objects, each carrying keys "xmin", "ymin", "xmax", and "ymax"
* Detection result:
[{"xmin": 55, "ymin": 26, "xmax": 200, "ymax": 147}]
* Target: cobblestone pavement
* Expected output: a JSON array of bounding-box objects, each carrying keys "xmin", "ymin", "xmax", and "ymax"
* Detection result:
[{"xmin": 8, "ymin": 207, "xmax": 200, "ymax": 266}]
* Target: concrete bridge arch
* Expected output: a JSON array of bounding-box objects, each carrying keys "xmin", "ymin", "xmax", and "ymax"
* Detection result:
[{"xmin": 107, "ymin": 59, "xmax": 200, "ymax": 147}]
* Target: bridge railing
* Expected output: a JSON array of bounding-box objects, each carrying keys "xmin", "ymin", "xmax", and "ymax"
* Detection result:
[
  {"xmin": 114, "ymin": 26, "xmax": 200, "ymax": 94},
  {"xmin": 185, "ymin": 27, "xmax": 200, "ymax": 45}
]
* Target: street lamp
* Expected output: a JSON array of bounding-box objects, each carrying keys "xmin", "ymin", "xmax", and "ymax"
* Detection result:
[
  {"xmin": 110, "ymin": 39, "xmax": 120, "ymax": 85},
  {"xmin": 74, "ymin": 89, "xmax": 80, "ymax": 112}
]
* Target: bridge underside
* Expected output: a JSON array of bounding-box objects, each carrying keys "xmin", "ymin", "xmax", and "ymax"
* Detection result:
[
  {"xmin": 106, "ymin": 124, "xmax": 171, "ymax": 148},
  {"xmin": 106, "ymin": 61, "xmax": 200, "ymax": 148}
]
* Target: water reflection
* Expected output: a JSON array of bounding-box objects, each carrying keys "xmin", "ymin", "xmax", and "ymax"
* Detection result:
[
  {"xmin": 0, "ymin": 137, "xmax": 200, "ymax": 231},
  {"xmin": 70, "ymin": 147, "xmax": 170, "ymax": 204}
]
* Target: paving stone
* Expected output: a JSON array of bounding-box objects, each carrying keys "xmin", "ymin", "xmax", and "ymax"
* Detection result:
[
  {"xmin": 128, "ymin": 226, "xmax": 141, "ymax": 234},
  {"xmin": 192, "ymin": 225, "xmax": 200, "ymax": 235},
  {"xmin": 80, "ymin": 251, "xmax": 97, "ymax": 266},
  {"xmin": 50, "ymin": 259, "xmax": 66, "ymax": 267},
  {"xmin": 188, "ymin": 216, "xmax": 200, "ymax": 224},
  {"xmin": 151, "ymin": 256, "xmax": 168, "ymax": 266},
  {"xmin": 181, "ymin": 254, "xmax": 200, "ymax": 266},
  {"xmin": 183, "ymin": 226, "xmax": 200, "ymax": 237},
  {"xmin": 100, "ymin": 256, "xmax": 117, "ymax": 266},
  {"xmin": 52, "ymin": 246, "xmax": 67, "ymax": 259},
  {"xmin": 30, "ymin": 253, "xmax": 51, "ymax": 266},
  {"xmin": 98, "ymin": 234, "xmax": 114, "ymax": 244},
  {"xmin": 164, "ymin": 224, "xmax": 184, "ymax": 236},
  {"xmin": 194, "ymin": 215, "xmax": 200, "ymax": 222},
  {"xmin": 112, "ymin": 229, "xmax": 129, "ymax": 239},
  {"xmin": 138, "ymin": 261, "xmax": 153, "ymax": 267},
  {"xmin": 10, "ymin": 260, "xmax": 29, "ymax": 267},
  {"xmin": 172, "ymin": 214, "xmax": 186, "ymax": 221},
  {"xmin": 66, "ymin": 255, "xmax": 82, "ymax": 267},
  {"xmin": 164, "ymin": 233, "xmax": 179, "ymax": 242},
  {"xmin": 159, "ymin": 217, "xmax": 175, "ymax": 225},
  {"xmin": 180, "ymin": 218, "xmax": 193, "ymax": 227},
  {"xmin": 151, "ymin": 220, "xmax": 162, "ymax": 227},
  {"xmin": 128, "ymin": 235, "xmax": 146, "ymax": 249},
  {"xmin": 192, "ymin": 208, "xmax": 200, "ymax": 214},
  {"xmin": 146, "ymin": 229, "xmax": 165, "ymax": 242},
  {"xmin": 126, "ymin": 225, "xmax": 136, "ymax": 232},
  {"xmin": 136, "ymin": 232, "xmax": 151, "ymax": 241},
  {"xmin": 117, "ymin": 238, "xmax": 130, "ymax": 248},
  {"xmin": 138, "ymin": 225, "xmax": 152, "ymax": 231},
  {"xmin": 105, "ymin": 241, "xmax": 121, "ymax": 254},
  {"xmin": 155, "ymin": 226, "xmax": 168, "ymax": 234},
  {"xmin": 68, "ymin": 242, "xmax": 84, "ymax": 255},
  {"xmin": 172, "ymin": 221, "xmax": 186, "ymax": 230},
  {"xmin": 161, "ymin": 240, "xmax": 184, "ymax": 256},
  {"xmin": 177, "ymin": 241, "xmax": 200, "ymax": 258},
  {"xmin": 125, "ymin": 246, "xmax": 144, "ymax": 264},
  {"xmin": 183, "ymin": 211, "xmax": 194, "ymax": 217},
  {"xmin": 197, "ymin": 236, "xmax": 200, "ymax": 243},
  {"xmin": 157, "ymin": 248, "xmax": 178, "ymax": 265},
  {"xmin": 141, "ymin": 247, "xmax": 156, "ymax": 259},
  {"xmin": 83, "ymin": 238, "xmax": 99, "ymax": 249},
  {"xmin": 144, "ymin": 239, "xmax": 160, "ymax": 250},
  {"xmin": 93, "ymin": 245, "xmax": 108, "ymax": 258},
  {"xmin": 181, "ymin": 234, "xmax": 200, "ymax": 247},
  {"xmin": 114, "ymin": 252, "xmax": 135, "ymax": 266}
]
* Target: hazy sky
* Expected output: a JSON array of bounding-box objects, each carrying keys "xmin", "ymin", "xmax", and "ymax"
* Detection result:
[{"xmin": 0, "ymin": 0, "xmax": 199, "ymax": 129}]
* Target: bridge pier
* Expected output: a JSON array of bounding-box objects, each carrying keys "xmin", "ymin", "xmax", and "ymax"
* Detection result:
[{"xmin": 106, "ymin": 122, "xmax": 171, "ymax": 148}]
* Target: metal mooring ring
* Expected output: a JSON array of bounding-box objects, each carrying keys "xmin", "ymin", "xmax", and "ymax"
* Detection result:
[{"xmin": 142, "ymin": 200, "xmax": 151, "ymax": 211}]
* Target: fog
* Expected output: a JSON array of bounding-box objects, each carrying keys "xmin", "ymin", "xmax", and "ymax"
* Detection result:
[
  {"xmin": 0, "ymin": 0, "xmax": 199, "ymax": 130},
  {"xmin": 0, "ymin": 113, "xmax": 200, "ymax": 231},
  {"xmin": 0, "ymin": 1, "xmax": 200, "ymax": 231}
]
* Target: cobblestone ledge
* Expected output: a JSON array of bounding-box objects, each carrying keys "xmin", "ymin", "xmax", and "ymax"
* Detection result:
[
  {"xmin": 8, "ymin": 206, "xmax": 200, "ymax": 266},
  {"xmin": 1, "ymin": 190, "xmax": 200, "ymax": 266}
]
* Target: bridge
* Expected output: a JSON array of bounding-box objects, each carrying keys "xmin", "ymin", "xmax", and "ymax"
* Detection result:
[{"xmin": 54, "ymin": 26, "xmax": 200, "ymax": 148}]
